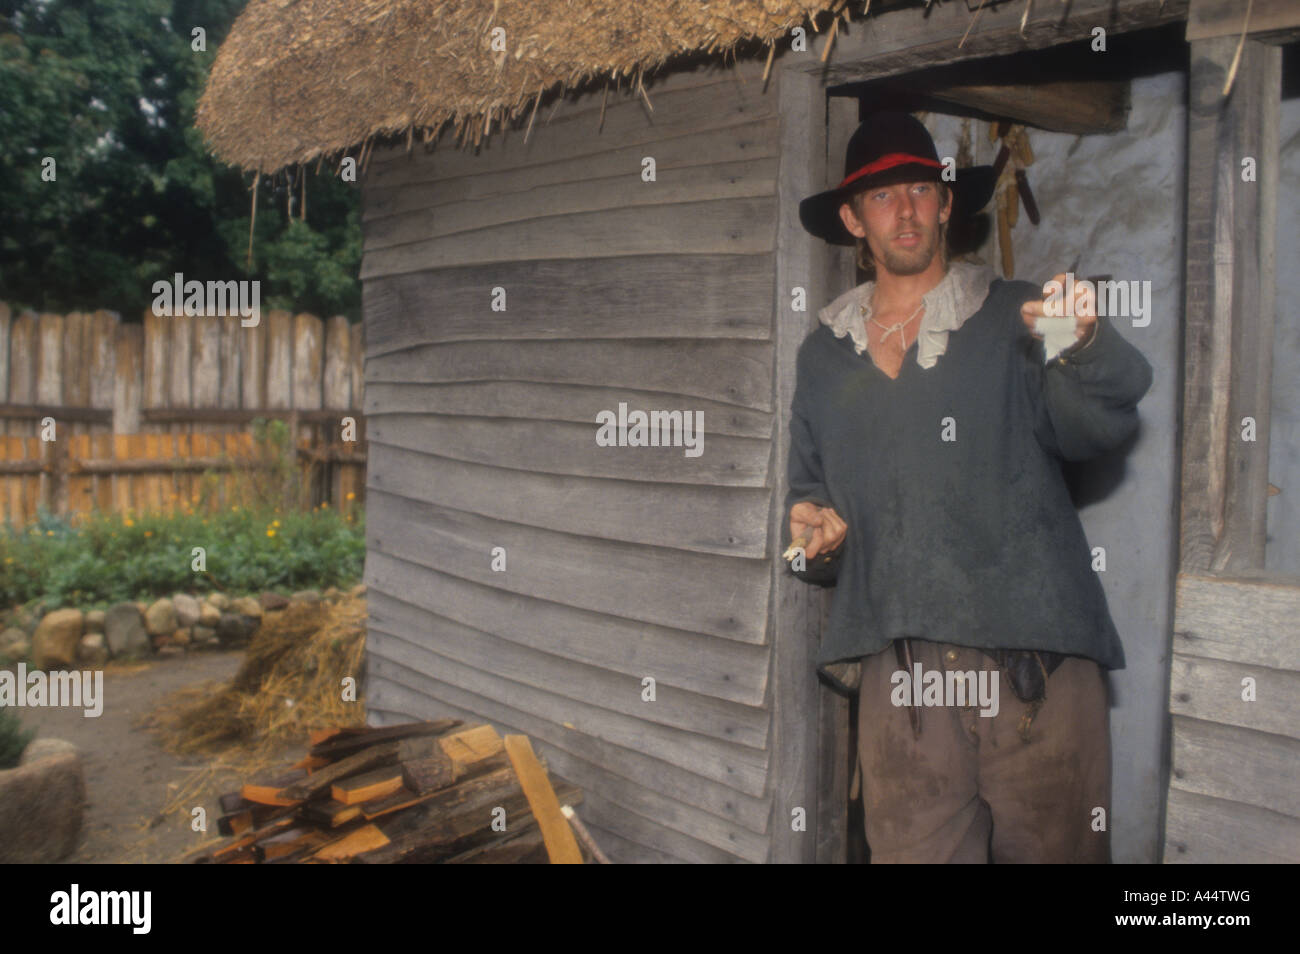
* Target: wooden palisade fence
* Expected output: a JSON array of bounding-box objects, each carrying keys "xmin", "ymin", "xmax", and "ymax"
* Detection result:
[{"xmin": 0, "ymin": 304, "xmax": 365, "ymax": 527}]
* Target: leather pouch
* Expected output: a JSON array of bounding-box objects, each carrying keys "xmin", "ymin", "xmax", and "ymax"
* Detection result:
[{"xmin": 986, "ymin": 649, "xmax": 1066, "ymax": 703}]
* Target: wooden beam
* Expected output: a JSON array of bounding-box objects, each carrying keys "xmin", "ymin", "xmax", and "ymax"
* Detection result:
[
  {"xmin": 1187, "ymin": 0, "xmax": 1300, "ymax": 41},
  {"xmin": 502, "ymin": 735, "xmax": 584, "ymax": 864},
  {"xmin": 140, "ymin": 407, "xmax": 361, "ymax": 423},
  {"xmin": 769, "ymin": 67, "xmax": 841, "ymax": 865},
  {"xmin": 0, "ymin": 404, "xmax": 112, "ymax": 423},
  {"xmin": 919, "ymin": 79, "xmax": 1131, "ymax": 135},
  {"xmin": 1178, "ymin": 37, "xmax": 1281, "ymax": 573},
  {"xmin": 790, "ymin": 0, "xmax": 1189, "ymax": 85}
]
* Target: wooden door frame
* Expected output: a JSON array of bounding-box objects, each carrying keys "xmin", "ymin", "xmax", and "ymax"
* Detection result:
[{"xmin": 770, "ymin": 0, "xmax": 1206, "ymax": 864}]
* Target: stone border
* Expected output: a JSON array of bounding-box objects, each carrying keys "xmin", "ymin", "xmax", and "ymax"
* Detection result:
[{"xmin": 0, "ymin": 584, "xmax": 366, "ymax": 671}]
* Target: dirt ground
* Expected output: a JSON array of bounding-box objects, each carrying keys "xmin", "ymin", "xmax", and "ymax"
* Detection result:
[{"xmin": 6, "ymin": 651, "xmax": 306, "ymax": 864}]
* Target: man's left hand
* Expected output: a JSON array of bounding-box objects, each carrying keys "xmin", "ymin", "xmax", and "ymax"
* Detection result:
[{"xmin": 1020, "ymin": 271, "xmax": 1099, "ymax": 351}]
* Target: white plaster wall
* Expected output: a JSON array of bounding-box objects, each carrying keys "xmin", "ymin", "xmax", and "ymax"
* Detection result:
[{"xmin": 923, "ymin": 70, "xmax": 1185, "ymax": 863}]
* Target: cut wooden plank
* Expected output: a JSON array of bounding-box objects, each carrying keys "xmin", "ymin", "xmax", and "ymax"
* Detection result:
[
  {"xmin": 307, "ymin": 718, "xmax": 462, "ymax": 760},
  {"xmin": 210, "ymin": 815, "xmax": 296, "ymax": 860},
  {"xmin": 112, "ymin": 322, "xmax": 142, "ymax": 434},
  {"xmin": 219, "ymin": 314, "xmax": 242, "ymax": 410},
  {"xmin": 292, "ymin": 312, "xmax": 323, "ymax": 411},
  {"xmin": 264, "ymin": 309, "xmax": 292, "ymax": 410},
  {"xmin": 331, "ymin": 765, "xmax": 404, "ymax": 805},
  {"xmin": 438, "ymin": 724, "xmax": 504, "ymax": 771},
  {"xmin": 363, "ymin": 381, "xmax": 774, "ymax": 440},
  {"xmin": 366, "ymin": 337, "xmax": 774, "ymax": 412},
  {"xmin": 301, "ymin": 799, "xmax": 363, "ymax": 829},
  {"xmin": 358, "ymin": 767, "xmax": 582, "ymax": 864},
  {"xmin": 401, "ymin": 750, "xmax": 456, "ymax": 795},
  {"xmin": 362, "ymin": 684, "xmax": 774, "ymax": 848},
  {"xmin": 367, "ymin": 491, "xmax": 770, "ymax": 644},
  {"xmin": 445, "ymin": 823, "xmax": 550, "ymax": 864},
  {"xmin": 258, "ymin": 828, "xmax": 337, "ymax": 862},
  {"xmin": 241, "ymin": 768, "xmax": 308, "ymax": 806},
  {"xmin": 35, "ymin": 312, "xmax": 63, "ymax": 405},
  {"xmin": 366, "ymin": 665, "xmax": 769, "ymax": 852},
  {"xmin": 924, "ymin": 79, "xmax": 1131, "ymax": 135},
  {"xmin": 322, "ymin": 315, "xmax": 351, "ymax": 409},
  {"xmin": 312, "ymin": 824, "xmax": 390, "ymax": 861},
  {"xmin": 218, "ymin": 791, "xmax": 249, "ymax": 815},
  {"xmin": 367, "ymin": 442, "xmax": 770, "ymax": 558},
  {"xmin": 218, "ymin": 809, "xmax": 253, "ymax": 837},
  {"xmin": 280, "ymin": 740, "xmax": 401, "ymax": 801},
  {"xmin": 292, "ymin": 754, "xmax": 333, "ymax": 773},
  {"xmin": 308, "ymin": 728, "xmax": 342, "ymax": 746},
  {"xmin": 503, "ymin": 735, "xmax": 583, "ymax": 864},
  {"xmin": 240, "ymin": 312, "xmax": 265, "ymax": 410}
]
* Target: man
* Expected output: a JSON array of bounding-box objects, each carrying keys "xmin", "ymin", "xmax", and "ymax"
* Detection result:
[{"xmin": 785, "ymin": 112, "xmax": 1152, "ymax": 863}]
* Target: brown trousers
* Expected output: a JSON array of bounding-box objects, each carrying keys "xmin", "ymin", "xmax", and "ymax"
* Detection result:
[{"xmin": 856, "ymin": 638, "xmax": 1112, "ymax": 863}]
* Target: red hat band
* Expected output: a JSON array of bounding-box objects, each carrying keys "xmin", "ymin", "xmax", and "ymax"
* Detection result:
[{"xmin": 838, "ymin": 152, "xmax": 943, "ymax": 190}]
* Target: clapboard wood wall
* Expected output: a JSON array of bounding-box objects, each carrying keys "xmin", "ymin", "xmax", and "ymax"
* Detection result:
[{"xmin": 360, "ymin": 58, "xmax": 788, "ymax": 862}]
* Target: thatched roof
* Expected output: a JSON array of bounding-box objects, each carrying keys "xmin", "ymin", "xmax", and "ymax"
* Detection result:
[{"xmin": 195, "ymin": 0, "xmax": 852, "ymax": 175}]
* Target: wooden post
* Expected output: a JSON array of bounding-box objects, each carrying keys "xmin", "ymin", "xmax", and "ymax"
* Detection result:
[
  {"xmin": 813, "ymin": 92, "xmax": 860, "ymax": 865},
  {"xmin": 769, "ymin": 65, "xmax": 847, "ymax": 864},
  {"xmin": 1179, "ymin": 37, "xmax": 1281, "ymax": 574}
]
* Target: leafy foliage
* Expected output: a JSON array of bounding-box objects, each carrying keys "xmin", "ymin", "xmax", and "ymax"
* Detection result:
[
  {"xmin": 0, "ymin": 505, "xmax": 365, "ymax": 609},
  {"xmin": 0, "ymin": 0, "xmax": 361, "ymax": 321},
  {"xmin": 0, "ymin": 704, "xmax": 34, "ymax": 769}
]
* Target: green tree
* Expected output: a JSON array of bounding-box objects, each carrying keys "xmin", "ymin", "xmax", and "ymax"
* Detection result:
[{"xmin": 0, "ymin": 0, "xmax": 360, "ymax": 322}]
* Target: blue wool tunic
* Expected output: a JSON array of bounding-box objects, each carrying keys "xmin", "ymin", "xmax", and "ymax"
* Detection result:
[{"xmin": 784, "ymin": 276, "xmax": 1153, "ymax": 671}]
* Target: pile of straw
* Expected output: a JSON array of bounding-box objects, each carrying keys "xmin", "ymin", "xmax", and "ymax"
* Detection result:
[{"xmin": 146, "ymin": 597, "xmax": 367, "ymax": 760}]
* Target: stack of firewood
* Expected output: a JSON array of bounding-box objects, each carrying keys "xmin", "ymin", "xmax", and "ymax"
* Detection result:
[{"xmin": 190, "ymin": 720, "xmax": 600, "ymax": 863}]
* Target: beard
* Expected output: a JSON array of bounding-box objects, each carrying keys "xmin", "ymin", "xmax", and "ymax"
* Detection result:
[{"xmin": 874, "ymin": 223, "xmax": 941, "ymax": 276}]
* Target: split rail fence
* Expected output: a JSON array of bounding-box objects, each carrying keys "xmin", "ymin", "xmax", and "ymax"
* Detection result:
[{"xmin": 0, "ymin": 304, "xmax": 366, "ymax": 527}]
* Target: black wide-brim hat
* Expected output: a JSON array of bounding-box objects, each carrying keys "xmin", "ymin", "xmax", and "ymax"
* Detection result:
[{"xmin": 799, "ymin": 111, "xmax": 996, "ymax": 246}]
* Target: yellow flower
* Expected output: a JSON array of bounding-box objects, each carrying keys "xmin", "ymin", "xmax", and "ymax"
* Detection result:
[
  {"xmin": 46, "ymin": 530, "xmax": 54, "ymax": 536},
  {"xmin": 144, "ymin": 530, "xmax": 153, "ymax": 537},
  {"xmin": 346, "ymin": 492, "xmax": 356, "ymax": 501},
  {"xmin": 272, "ymin": 520, "xmax": 281, "ymax": 528},
  {"xmin": 321, "ymin": 501, "xmax": 329, "ymax": 509},
  {"xmin": 267, "ymin": 529, "xmax": 276, "ymax": 538},
  {"xmin": 3, "ymin": 557, "xmax": 13, "ymax": 564},
  {"xmin": 124, "ymin": 518, "xmax": 135, "ymax": 527}
]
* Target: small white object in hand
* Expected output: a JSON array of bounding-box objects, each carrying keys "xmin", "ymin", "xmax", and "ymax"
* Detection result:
[{"xmin": 1035, "ymin": 316, "xmax": 1078, "ymax": 364}]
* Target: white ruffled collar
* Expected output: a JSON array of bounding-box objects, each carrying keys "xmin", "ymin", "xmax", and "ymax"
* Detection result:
[{"xmin": 818, "ymin": 261, "xmax": 995, "ymax": 370}]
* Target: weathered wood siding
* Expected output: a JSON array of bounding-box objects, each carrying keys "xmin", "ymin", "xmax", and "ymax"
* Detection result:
[{"xmin": 360, "ymin": 59, "xmax": 786, "ymax": 862}]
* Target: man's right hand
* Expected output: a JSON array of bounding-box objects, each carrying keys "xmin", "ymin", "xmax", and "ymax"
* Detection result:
[{"xmin": 788, "ymin": 501, "xmax": 847, "ymax": 560}]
